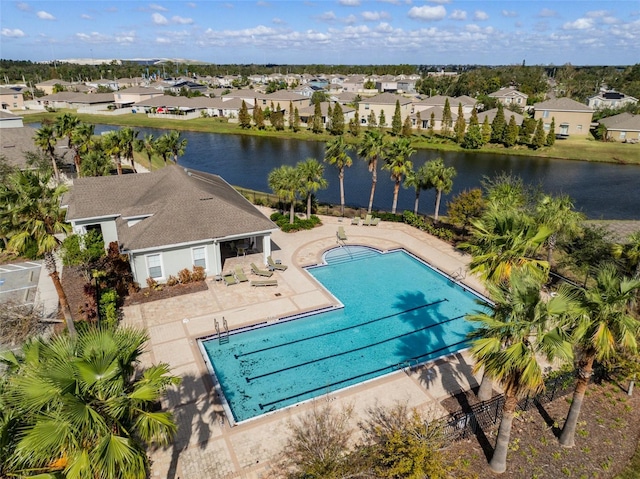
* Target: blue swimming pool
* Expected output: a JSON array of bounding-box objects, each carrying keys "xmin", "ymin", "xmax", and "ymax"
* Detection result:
[{"xmin": 200, "ymin": 246, "xmax": 486, "ymax": 424}]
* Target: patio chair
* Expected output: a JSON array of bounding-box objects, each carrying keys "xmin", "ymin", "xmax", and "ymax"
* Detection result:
[
  {"xmin": 222, "ymin": 273, "xmax": 237, "ymax": 287},
  {"xmin": 251, "ymin": 262, "xmax": 273, "ymax": 277},
  {"xmin": 250, "ymin": 279, "xmax": 278, "ymax": 287},
  {"xmin": 234, "ymin": 265, "xmax": 249, "ymax": 282},
  {"xmin": 371, "ymin": 217, "xmax": 380, "ymax": 226},
  {"xmin": 351, "ymin": 217, "xmax": 360, "ymax": 226},
  {"xmin": 337, "ymin": 226, "xmax": 347, "ymax": 243},
  {"xmin": 267, "ymin": 255, "xmax": 288, "ymax": 271},
  {"xmin": 362, "ymin": 214, "xmax": 373, "ymax": 226}
]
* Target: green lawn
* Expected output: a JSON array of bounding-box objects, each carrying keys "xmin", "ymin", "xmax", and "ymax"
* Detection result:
[{"xmin": 22, "ymin": 110, "xmax": 640, "ymax": 165}]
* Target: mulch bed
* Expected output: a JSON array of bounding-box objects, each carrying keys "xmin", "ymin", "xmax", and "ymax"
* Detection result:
[
  {"xmin": 442, "ymin": 382, "xmax": 640, "ymax": 478},
  {"xmin": 123, "ymin": 281, "xmax": 208, "ymax": 306}
]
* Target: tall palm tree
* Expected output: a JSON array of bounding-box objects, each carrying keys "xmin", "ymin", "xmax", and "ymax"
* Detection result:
[
  {"xmin": 154, "ymin": 133, "xmax": 172, "ymax": 165},
  {"xmin": 33, "ymin": 124, "xmax": 60, "ymax": 182},
  {"xmin": 1, "ymin": 326, "xmax": 180, "ymax": 479},
  {"xmin": 54, "ymin": 112, "xmax": 80, "ymax": 149},
  {"xmin": 462, "ymin": 209, "xmax": 552, "ymax": 286},
  {"xmin": 101, "ymin": 130, "xmax": 123, "ymax": 175},
  {"xmin": 559, "ymin": 264, "xmax": 640, "ymax": 447},
  {"xmin": 535, "ymin": 194, "xmax": 584, "ymax": 265},
  {"xmin": 298, "ymin": 158, "xmax": 328, "ymax": 219},
  {"xmin": 403, "ymin": 163, "xmax": 431, "ymax": 215},
  {"xmin": 612, "ymin": 231, "xmax": 640, "ymax": 278},
  {"xmin": 118, "ymin": 127, "xmax": 139, "ymax": 173},
  {"xmin": 468, "ymin": 273, "xmax": 575, "ymax": 473},
  {"xmin": 324, "ymin": 136, "xmax": 352, "ymax": 216},
  {"xmin": 161, "ymin": 130, "xmax": 187, "ymax": 164},
  {"xmin": 80, "ymin": 149, "xmax": 112, "ymax": 177},
  {"xmin": 357, "ymin": 129, "xmax": 385, "ymax": 214},
  {"xmin": 268, "ymin": 165, "xmax": 302, "ymax": 224},
  {"xmin": 135, "ymin": 133, "xmax": 156, "ymax": 171},
  {"xmin": 424, "ymin": 158, "xmax": 456, "ymax": 220},
  {"xmin": 4, "ymin": 170, "xmax": 75, "ymax": 335},
  {"xmin": 70, "ymin": 122, "xmax": 96, "ymax": 176},
  {"xmin": 382, "ymin": 137, "xmax": 415, "ymax": 214}
]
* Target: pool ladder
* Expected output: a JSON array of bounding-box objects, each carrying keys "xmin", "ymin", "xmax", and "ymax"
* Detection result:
[{"xmin": 215, "ymin": 317, "xmax": 229, "ymax": 345}]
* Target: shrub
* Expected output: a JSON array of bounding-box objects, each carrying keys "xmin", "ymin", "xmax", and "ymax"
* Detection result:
[
  {"xmin": 99, "ymin": 288, "xmax": 119, "ymax": 328},
  {"xmin": 191, "ymin": 266, "xmax": 206, "ymax": 282},
  {"xmin": 146, "ymin": 277, "xmax": 161, "ymax": 290},
  {"xmin": 166, "ymin": 275, "xmax": 179, "ymax": 286},
  {"xmin": 375, "ymin": 212, "xmax": 404, "ymax": 222},
  {"xmin": 402, "ymin": 211, "xmax": 455, "ymax": 242},
  {"xmin": 270, "ymin": 212, "xmax": 322, "ymax": 232},
  {"xmin": 177, "ymin": 268, "xmax": 193, "ymax": 284}
]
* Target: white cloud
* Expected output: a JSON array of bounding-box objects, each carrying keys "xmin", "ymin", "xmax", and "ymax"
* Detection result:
[
  {"xmin": 319, "ymin": 11, "xmax": 337, "ymax": 21},
  {"xmin": 344, "ymin": 14, "xmax": 357, "ymax": 24},
  {"xmin": 602, "ymin": 16, "xmax": 618, "ymax": 25},
  {"xmin": 362, "ymin": 11, "xmax": 389, "ymax": 21},
  {"xmin": 81, "ymin": 14, "xmax": 93, "ymax": 20},
  {"xmin": 17, "ymin": 2, "xmax": 30, "ymax": 11},
  {"xmin": 115, "ymin": 31, "xmax": 136, "ymax": 43},
  {"xmin": 1, "ymin": 28, "xmax": 26, "ymax": 38},
  {"xmin": 563, "ymin": 18, "xmax": 594, "ymax": 30},
  {"xmin": 152, "ymin": 13, "xmax": 168, "ymax": 25},
  {"xmin": 339, "ymin": 0, "xmax": 360, "ymax": 5},
  {"xmin": 539, "ymin": 9, "xmax": 556, "ymax": 18},
  {"xmin": 428, "ymin": 0, "xmax": 451, "ymax": 4},
  {"xmin": 37, "ymin": 11, "xmax": 55, "ymax": 20},
  {"xmin": 272, "ymin": 17, "xmax": 285, "ymax": 25},
  {"xmin": 408, "ymin": 5, "xmax": 446, "ymax": 21},
  {"xmin": 586, "ymin": 10, "xmax": 607, "ymax": 18},
  {"xmin": 156, "ymin": 37, "xmax": 171, "ymax": 44},
  {"xmin": 474, "ymin": 11, "xmax": 489, "ymax": 21},
  {"xmin": 502, "ymin": 10, "xmax": 517, "ymax": 18},
  {"xmin": 450, "ymin": 9, "xmax": 466, "ymax": 20},
  {"xmin": 187, "ymin": 2, "xmax": 196, "ymax": 7},
  {"xmin": 75, "ymin": 31, "xmax": 112, "ymax": 43},
  {"xmin": 172, "ymin": 16, "xmax": 193, "ymax": 24},
  {"xmin": 149, "ymin": 3, "xmax": 168, "ymax": 11},
  {"xmin": 376, "ymin": 22, "xmax": 394, "ymax": 33}
]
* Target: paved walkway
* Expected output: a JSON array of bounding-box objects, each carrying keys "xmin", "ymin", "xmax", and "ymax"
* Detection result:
[{"xmin": 123, "ymin": 210, "xmax": 491, "ymax": 479}]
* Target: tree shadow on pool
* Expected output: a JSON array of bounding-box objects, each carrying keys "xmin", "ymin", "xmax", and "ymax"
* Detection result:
[{"xmin": 159, "ymin": 372, "xmax": 228, "ymax": 479}]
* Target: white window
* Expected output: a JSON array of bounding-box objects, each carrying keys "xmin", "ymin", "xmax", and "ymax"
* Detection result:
[
  {"xmin": 620, "ymin": 131, "xmax": 626, "ymax": 139},
  {"xmin": 543, "ymin": 123, "xmax": 550, "ymax": 131},
  {"xmin": 146, "ymin": 254, "xmax": 163, "ymax": 279},
  {"xmin": 364, "ymin": 104, "xmax": 370, "ymax": 110},
  {"xmin": 192, "ymin": 246, "xmax": 206, "ymax": 269},
  {"xmin": 542, "ymin": 110, "xmax": 549, "ymax": 118},
  {"xmin": 577, "ymin": 125, "xmax": 582, "ymax": 131}
]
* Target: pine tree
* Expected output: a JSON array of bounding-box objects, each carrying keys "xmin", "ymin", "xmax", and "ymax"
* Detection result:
[
  {"xmin": 238, "ymin": 100, "xmax": 251, "ymax": 129},
  {"xmin": 491, "ymin": 103, "xmax": 506, "ymax": 143},
  {"xmin": 546, "ymin": 117, "xmax": 556, "ymax": 146},
  {"xmin": 519, "ymin": 117, "xmax": 537, "ymax": 144},
  {"xmin": 349, "ymin": 111, "xmax": 360, "ymax": 137},
  {"xmin": 532, "ymin": 118, "xmax": 546, "ymax": 149},
  {"xmin": 442, "ymin": 98, "xmax": 452, "ymax": 136},
  {"xmin": 292, "ymin": 107, "xmax": 301, "ymax": 132},
  {"xmin": 416, "ymin": 111, "xmax": 422, "ymax": 133},
  {"xmin": 253, "ymin": 105, "xmax": 265, "ymax": 130},
  {"xmin": 311, "ymin": 101, "xmax": 323, "ymax": 134},
  {"xmin": 504, "ymin": 115, "xmax": 519, "ymax": 147},
  {"xmin": 271, "ymin": 110, "xmax": 285, "ymax": 130},
  {"xmin": 288, "ymin": 101, "xmax": 294, "ymax": 130},
  {"xmin": 326, "ymin": 104, "xmax": 333, "ymax": 133},
  {"xmin": 332, "ymin": 102, "xmax": 345, "ymax": 135},
  {"xmin": 428, "ymin": 111, "xmax": 435, "ymax": 136},
  {"xmin": 481, "ymin": 116, "xmax": 492, "ymax": 144},
  {"xmin": 401, "ymin": 116, "xmax": 413, "ymax": 137},
  {"xmin": 379, "ymin": 109, "xmax": 387, "ymax": 129},
  {"xmin": 367, "ymin": 110, "xmax": 377, "ymax": 129},
  {"xmin": 454, "ymin": 102, "xmax": 466, "ymax": 143},
  {"xmin": 469, "ymin": 108, "xmax": 479, "ymax": 128},
  {"xmin": 391, "ymin": 100, "xmax": 402, "ymax": 136},
  {"xmin": 462, "ymin": 124, "xmax": 483, "ymax": 149}
]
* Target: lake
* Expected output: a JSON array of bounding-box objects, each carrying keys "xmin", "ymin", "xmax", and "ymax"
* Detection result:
[{"xmin": 93, "ymin": 125, "xmax": 640, "ymax": 220}]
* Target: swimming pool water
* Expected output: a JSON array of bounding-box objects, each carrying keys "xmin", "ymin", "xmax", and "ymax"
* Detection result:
[{"xmin": 201, "ymin": 246, "xmax": 485, "ymax": 423}]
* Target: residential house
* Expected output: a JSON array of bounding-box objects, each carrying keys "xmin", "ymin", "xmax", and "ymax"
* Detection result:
[
  {"xmin": 35, "ymin": 79, "xmax": 73, "ymax": 95},
  {"xmin": 0, "ymin": 110, "xmax": 24, "ymax": 128},
  {"xmin": 598, "ymin": 113, "xmax": 640, "ymax": 142},
  {"xmin": 488, "ymin": 87, "xmax": 528, "ymax": 107},
  {"xmin": 533, "ymin": 98, "xmax": 594, "ymax": 136},
  {"xmin": 358, "ymin": 93, "xmax": 412, "ymax": 127},
  {"xmin": 133, "ymin": 95, "xmax": 199, "ymax": 115},
  {"xmin": 63, "ymin": 165, "xmax": 279, "ymax": 284},
  {"xmin": 198, "ymin": 97, "xmax": 253, "ymax": 119},
  {"xmin": 86, "ymin": 78, "xmax": 120, "ymax": 91},
  {"xmin": 410, "ymin": 106, "xmax": 458, "ymax": 131},
  {"xmin": 113, "ymin": 86, "xmax": 164, "ymax": 109},
  {"xmin": 254, "ymin": 91, "xmax": 310, "ymax": 116},
  {"xmin": 0, "ymin": 87, "xmax": 24, "ymax": 110},
  {"xmin": 477, "ymin": 108, "xmax": 525, "ymax": 127},
  {"xmin": 587, "ymin": 90, "xmax": 639, "ymax": 110},
  {"xmin": 27, "ymin": 92, "xmax": 113, "ymax": 111},
  {"xmin": 297, "ymin": 102, "xmax": 356, "ymax": 127},
  {"xmin": 413, "ymin": 95, "xmax": 477, "ymax": 118},
  {"xmin": 331, "ymin": 92, "xmax": 359, "ymax": 106},
  {"xmin": 375, "ymin": 75, "xmax": 398, "ymax": 93}
]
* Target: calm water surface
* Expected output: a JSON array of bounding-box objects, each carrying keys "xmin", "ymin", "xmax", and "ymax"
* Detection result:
[{"xmin": 92, "ymin": 125, "xmax": 640, "ymax": 220}]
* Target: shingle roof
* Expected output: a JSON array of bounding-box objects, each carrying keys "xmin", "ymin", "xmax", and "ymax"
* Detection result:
[
  {"xmin": 361, "ymin": 92, "xmax": 412, "ymax": 105},
  {"xmin": 599, "ymin": 113, "xmax": 640, "ymax": 131},
  {"xmin": 65, "ymin": 166, "xmax": 278, "ymax": 251},
  {"xmin": 477, "ymin": 108, "xmax": 524, "ymax": 125},
  {"xmin": 533, "ymin": 97, "xmax": 593, "ymax": 112}
]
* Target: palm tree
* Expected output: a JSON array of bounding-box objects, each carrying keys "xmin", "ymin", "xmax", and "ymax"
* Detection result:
[
  {"xmin": 135, "ymin": 133, "xmax": 156, "ymax": 171},
  {"xmin": 324, "ymin": 136, "xmax": 352, "ymax": 216},
  {"xmin": 462, "ymin": 209, "xmax": 552, "ymax": 286},
  {"xmin": 161, "ymin": 130, "xmax": 187, "ymax": 164},
  {"xmin": 54, "ymin": 112, "xmax": 80, "ymax": 148},
  {"xmin": 33, "ymin": 124, "xmax": 60, "ymax": 182},
  {"xmin": 535, "ymin": 194, "xmax": 584, "ymax": 265},
  {"xmin": 155, "ymin": 133, "xmax": 172, "ymax": 165},
  {"xmin": 1, "ymin": 326, "xmax": 180, "ymax": 479},
  {"xmin": 268, "ymin": 165, "xmax": 302, "ymax": 224},
  {"xmin": 357, "ymin": 129, "xmax": 385, "ymax": 214},
  {"xmin": 118, "ymin": 127, "xmax": 139, "ymax": 173},
  {"xmin": 70, "ymin": 122, "xmax": 96, "ymax": 176},
  {"xmin": 403, "ymin": 163, "xmax": 431, "ymax": 215},
  {"xmin": 80, "ymin": 149, "xmax": 112, "ymax": 177},
  {"xmin": 4, "ymin": 170, "xmax": 75, "ymax": 335},
  {"xmin": 101, "ymin": 130, "xmax": 123, "ymax": 175},
  {"xmin": 468, "ymin": 273, "xmax": 575, "ymax": 473},
  {"xmin": 612, "ymin": 231, "xmax": 640, "ymax": 278},
  {"xmin": 383, "ymin": 137, "xmax": 415, "ymax": 214},
  {"xmin": 424, "ymin": 158, "xmax": 456, "ymax": 221},
  {"xmin": 298, "ymin": 158, "xmax": 328, "ymax": 219},
  {"xmin": 558, "ymin": 264, "xmax": 640, "ymax": 447}
]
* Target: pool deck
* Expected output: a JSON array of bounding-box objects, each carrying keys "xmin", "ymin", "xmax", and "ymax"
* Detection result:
[{"xmin": 123, "ymin": 209, "xmax": 493, "ymax": 479}]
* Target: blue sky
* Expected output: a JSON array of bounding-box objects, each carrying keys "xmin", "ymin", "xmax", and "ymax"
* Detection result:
[{"xmin": 1, "ymin": 1, "xmax": 639, "ymax": 65}]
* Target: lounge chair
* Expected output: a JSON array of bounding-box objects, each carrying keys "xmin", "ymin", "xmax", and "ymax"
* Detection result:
[
  {"xmin": 362, "ymin": 214, "xmax": 373, "ymax": 226},
  {"xmin": 351, "ymin": 217, "xmax": 360, "ymax": 226},
  {"xmin": 267, "ymin": 255, "xmax": 288, "ymax": 271},
  {"xmin": 371, "ymin": 217, "xmax": 380, "ymax": 226},
  {"xmin": 234, "ymin": 265, "xmax": 249, "ymax": 282},
  {"xmin": 222, "ymin": 273, "xmax": 237, "ymax": 287},
  {"xmin": 337, "ymin": 226, "xmax": 347, "ymax": 242},
  {"xmin": 250, "ymin": 279, "xmax": 278, "ymax": 287},
  {"xmin": 251, "ymin": 263, "xmax": 273, "ymax": 277}
]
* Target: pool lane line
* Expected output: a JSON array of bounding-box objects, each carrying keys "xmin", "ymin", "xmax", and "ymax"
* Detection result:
[
  {"xmin": 234, "ymin": 298, "xmax": 448, "ymax": 359},
  {"xmin": 246, "ymin": 314, "xmax": 465, "ymax": 383},
  {"xmin": 258, "ymin": 337, "xmax": 470, "ymax": 410}
]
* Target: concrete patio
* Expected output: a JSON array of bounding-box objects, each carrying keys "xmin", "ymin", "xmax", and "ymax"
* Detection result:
[{"xmin": 122, "ymin": 209, "xmax": 490, "ymax": 479}]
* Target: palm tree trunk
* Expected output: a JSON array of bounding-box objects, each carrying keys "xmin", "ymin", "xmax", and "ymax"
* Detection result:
[
  {"xmin": 547, "ymin": 233, "xmax": 557, "ymax": 265},
  {"xmin": 434, "ymin": 189, "xmax": 442, "ymax": 220},
  {"xmin": 413, "ymin": 191, "xmax": 420, "ymax": 215},
  {"xmin": 289, "ymin": 201, "xmax": 295, "ymax": 225},
  {"xmin": 477, "ymin": 371, "xmax": 493, "ymax": 401},
  {"xmin": 116, "ymin": 156, "xmax": 123, "ymax": 175},
  {"xmin": 391, "ymin": 181, "xmax": 400, "ymax": 214},
  {"xmin": 367, "ymin": 160, "xmax": 377, "ymax": 214},
  {"xmin": 339, "ymin": 169, "xmax": 345, "ymax": 217},
  {"xmin": 559, "ymin": 354, "xmax": 594, "ymax": 447},
  {"xmin": 489, "ymin": 393, "xmax": 518, "ymax": 473},
  {"xmin": 50, "ymin": 153, "xmax": 60, "ymax": 183},
  {"xmin": 307, "ymin": 194, "xmax": 312, "ymax": 219},
  {"xmin": 73, "ymin": 149, "xmax": 82, "ymax": 177},
  {"xmin": 44, "ymin": 252, "xmax": 76, "ymax": 337}
]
